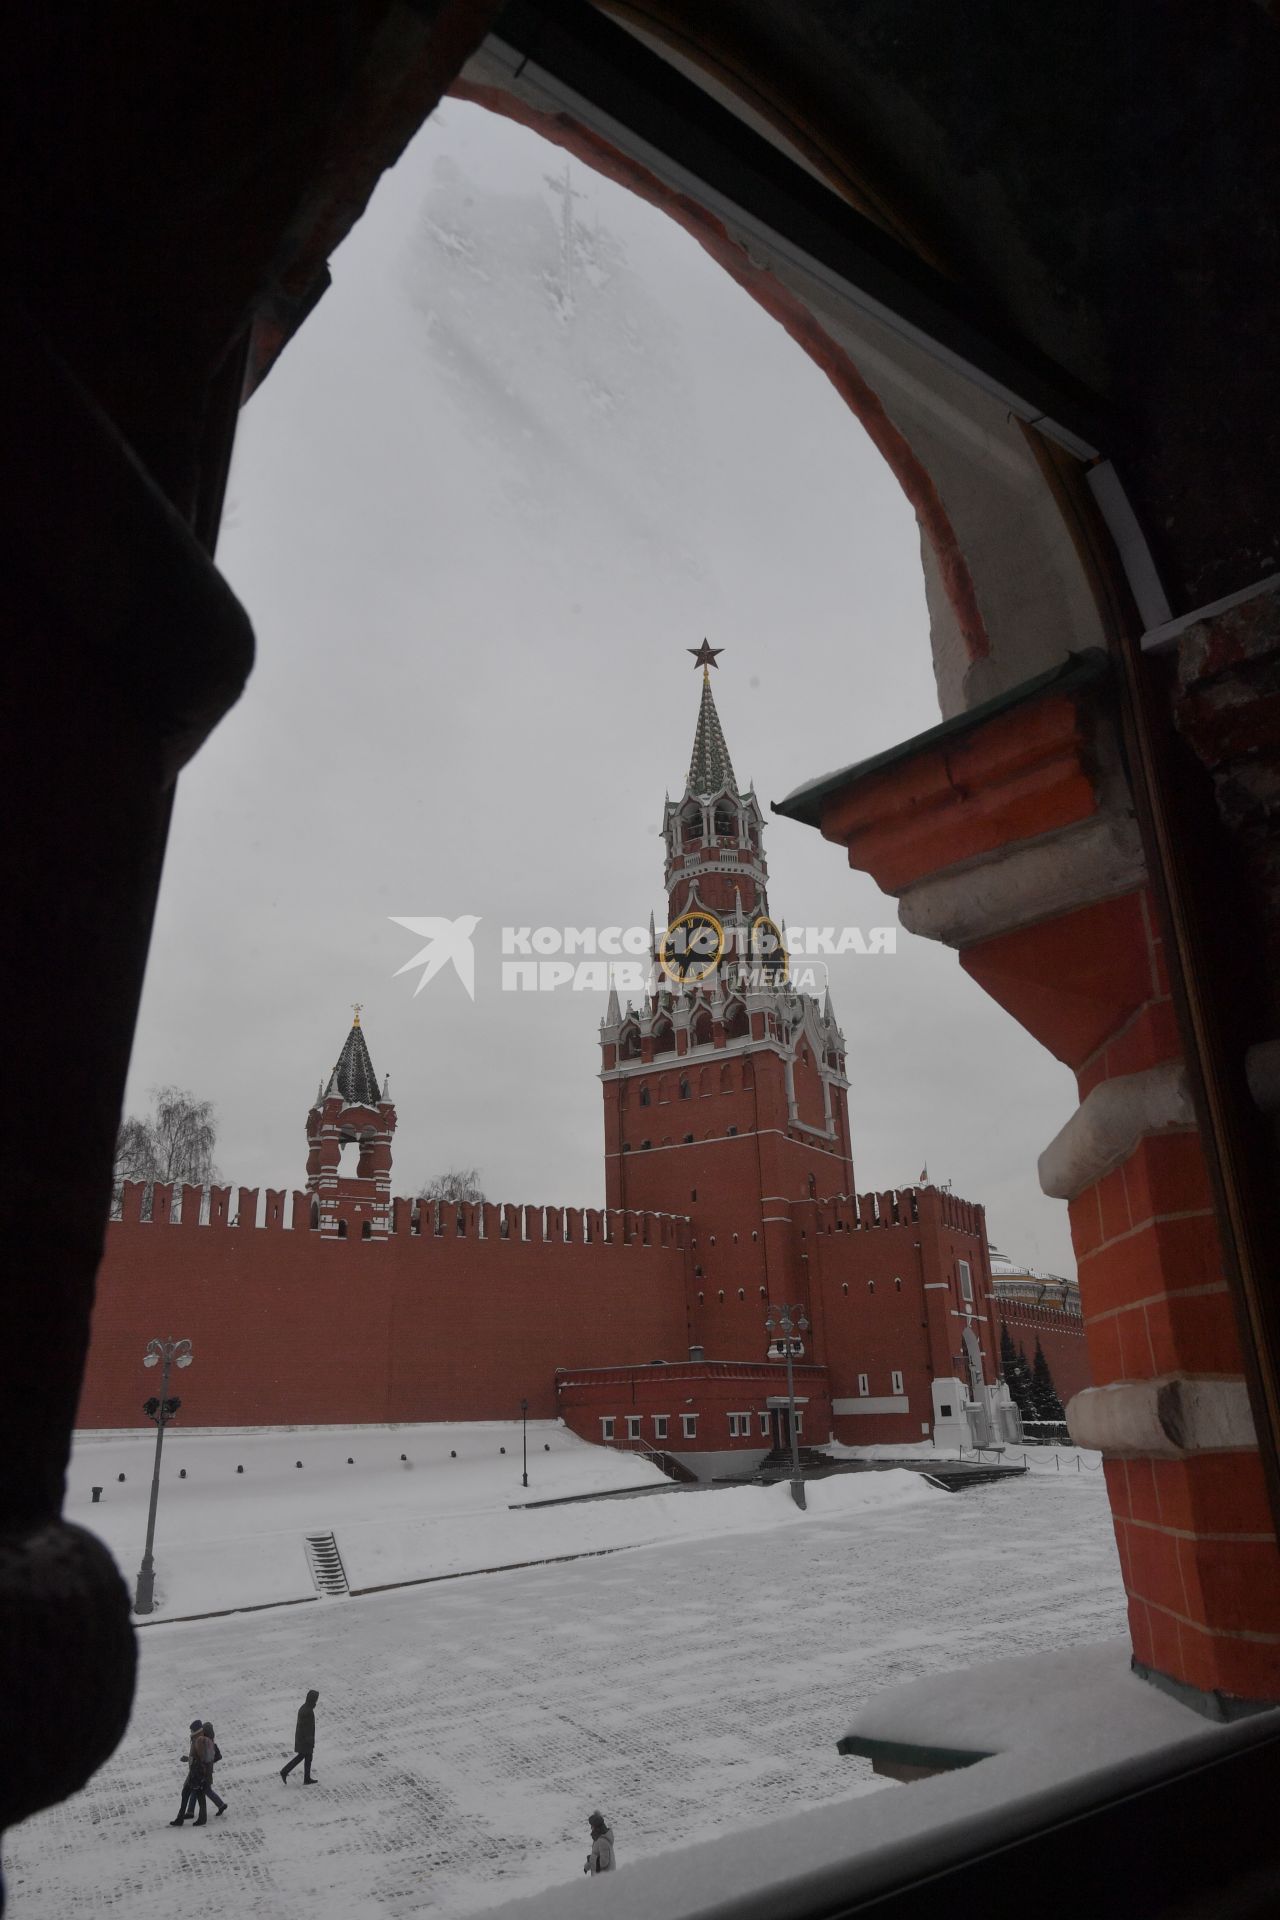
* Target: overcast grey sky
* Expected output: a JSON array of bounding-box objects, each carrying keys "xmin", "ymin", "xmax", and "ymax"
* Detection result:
[{"xmin": 124, "ymin": 100, "xmax": 1078, "ymax": 1276}]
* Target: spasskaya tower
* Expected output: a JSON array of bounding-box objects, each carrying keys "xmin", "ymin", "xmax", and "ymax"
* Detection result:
[{"xmin": 600, "ymin": 648, "xmax": 853, "ymax": 1356}]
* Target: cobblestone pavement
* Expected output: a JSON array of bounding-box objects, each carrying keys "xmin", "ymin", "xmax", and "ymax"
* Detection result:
[{"xmin": 5, "ymin": 1471, "xmax": 1124, "ymax": 1918}]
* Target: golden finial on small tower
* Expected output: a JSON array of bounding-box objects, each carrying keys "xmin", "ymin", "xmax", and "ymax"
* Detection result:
[{"xmin": 351, "ymin": 1001, "xmax": 363, "ymax": 1027}]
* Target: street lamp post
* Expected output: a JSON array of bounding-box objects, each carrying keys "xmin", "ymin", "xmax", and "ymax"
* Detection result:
[
  {"xmin": 765, "ymin": 1304, "xmax": 809, "ymax": 1510},
  {"xmin": 520, "ymin": 1397, "xmax": 529, "ymax": 1490},
  {"xmin": 134, "ymin": 1336, "xmax": 192, "ymax": 1615}
]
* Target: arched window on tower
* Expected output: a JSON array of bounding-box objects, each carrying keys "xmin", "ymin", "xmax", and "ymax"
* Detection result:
[
  {"xmin": 723, "ymin": 999, "xmax": 748, "ymax": 1041},
  {"xmin": 681, "ymin": 801, "xmax": 704, "ymax": 845},
  {"xmin": 639, "ymin": 1085, "xmax": 651, "ymax": 1107},
  {"xmin": 691, "ymin": 1006, "xmax": 714, "ymax": 1048},
  {"xmin": 679, "ymin": 1077, "xmax": 691, "ymax": 1100},
  {"xmin": 619, "ymin": 1023, "xmax": 641, "ymax": 1061},
  {"xmin": 652, "ymin": 1019, "xmax": 675, "ymax": 1056},
  {"xmin": 713, "ymin": 802, "xmax": 737, "ymax": 839}
]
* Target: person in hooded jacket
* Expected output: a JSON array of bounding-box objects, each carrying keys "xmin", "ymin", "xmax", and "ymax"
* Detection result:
[
  {"xmin": 280, "ymin": 1688, "xmax": 320, "ymax": 1784},
  {"xmin": 201, "ymin": 1721, "xmax": 228, "ymax": 1816},
  {"xmin": 170, "ymin": 1719, "xmax": 207, "ymax": 1825},
  {"xmin": 172, "ymin": 1721, "xmax": 216, "ymax": 1825},
  {"xmin": 584, "ymin": 1811, "xmax": 616, "ymax": 1874}
]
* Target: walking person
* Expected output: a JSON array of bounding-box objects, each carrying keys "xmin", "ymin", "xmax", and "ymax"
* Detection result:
[
  {"xmin": 174, "ymin": 1721, "xmax": 216, "ymax": 1826},
  {"xmin": 169, "ymin": 1719, "xmax": 206, "ymax": 1826},
  {"xmin": 280, "ymin": 1688, "xmax": 320, "ymax": 1785},
  {"xmin": 202, "ymin": 1721, "xmax": 228, "ymax": 1817},
  {"xmin": 583, "ymin": 1811, "xmax": 616, "ymax": 1875}
]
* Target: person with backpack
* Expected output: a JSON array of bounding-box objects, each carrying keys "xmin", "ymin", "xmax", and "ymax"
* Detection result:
[
  {"xmin": 280, "ymin": 1688, "xmax": 320, "ymax": 1784},
  {"xmin": 201, "ymin": 1720, "xmax": 228, "ymax": 1817},
  {"xmin": 583, "ymin": 1811, "xmax": 616, "ymax": 1874}
]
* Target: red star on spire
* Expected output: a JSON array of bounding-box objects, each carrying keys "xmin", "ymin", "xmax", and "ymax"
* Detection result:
[{"xmin": 688, "ymin": 640, "xmax": 724, "ymax": 670}]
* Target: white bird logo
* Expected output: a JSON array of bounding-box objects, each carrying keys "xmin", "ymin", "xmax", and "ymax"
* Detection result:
[{"xmin": 389, "ymin": 915, "xmax": 481, "ymax": 1001}]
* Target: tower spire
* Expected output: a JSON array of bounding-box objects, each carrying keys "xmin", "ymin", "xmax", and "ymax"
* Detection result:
[{"xmin": 685, "ymin": 649, "xmax": 737, "ymax": 798}]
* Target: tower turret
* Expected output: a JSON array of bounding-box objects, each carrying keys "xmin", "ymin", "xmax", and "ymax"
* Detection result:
[{"xmin": 305, "ymin": 1005, "xmax": 397, "ymax": 1241}]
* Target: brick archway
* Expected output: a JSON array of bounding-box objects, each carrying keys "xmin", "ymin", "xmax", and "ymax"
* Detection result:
[{"xmin": 444, "ymin": 56, "xmax": 1280, "ymax": 1719}]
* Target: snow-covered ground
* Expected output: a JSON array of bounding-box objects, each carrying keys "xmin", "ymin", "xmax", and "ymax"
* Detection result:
[
  {"xmin": 7, "ymin": 1446, "xmax": 1129, "ymax": 1918},
  {"xmin": 829, "ymin": 1437, "xmax": 1107, "ymax": 1476},
  {"xmin": 66, "ymin": 1423, "xmax": 677, "ymax": 1615},
  {"xmin": 64, "ymin": 1423, "xmax": 941, "ymax": 1617}
]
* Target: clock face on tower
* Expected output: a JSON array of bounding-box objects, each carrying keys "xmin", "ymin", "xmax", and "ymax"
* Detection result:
[{"xmin": 659, "ymin": 909, "xmax": 724, "ymax": 986}]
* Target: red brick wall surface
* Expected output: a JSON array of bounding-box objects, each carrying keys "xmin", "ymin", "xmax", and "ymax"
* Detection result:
[
  {"xmin": 808, "ymin": 1188, "xmax": 996, "ymax": 1446},
  {"xmin": 78, "ymin": 1188, "xmax": 691, "ymax": 1429},
  {"xmin": 996, "ymin": 1301, "xmax": 1092, "ymax": 1406}
]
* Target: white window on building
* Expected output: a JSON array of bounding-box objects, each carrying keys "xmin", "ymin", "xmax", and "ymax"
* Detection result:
[
  {"xmin": 794, "ymin": 1411, "xmax": 804, "ymax": 1434},
  {"xmin": 958, "ymin": 1259, "xmax": 973, "ymax": 1302},
  {"xmin": 729, "ymin": 1412, "xmax": 754, "ymax": 1438},
  {"xmin": 682, "ymin": 1412, "xmax": 699, "ymax": 1439},
  {"xmin": 857, "ymin": 1373, "xmax": 869, "ymax": 1396},
  {"xmin": 600, "ymin": 1417, "xmax": 615, "ymax": 1441},
  {"xmin": 626, "ymin": 1414, "xmax": 641, "ymax": 1440},
  {"xmin": 891, "ymin": 1370, "xmax": 904, "ymax": 1395},
  {"xmin": 759, "ymin": 1411, "xmax": 771, "ymax": 1437},
  {"xmin": 653, "ymin": 1415, "xmax": 669, "ymax": 1441}
]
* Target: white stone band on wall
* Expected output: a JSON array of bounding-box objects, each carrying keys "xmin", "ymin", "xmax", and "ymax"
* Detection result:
[
  {"xmin": 1038, "ymin": 1061, "xmax": 1194, "ymax": 1202},
  {"xmin": 1067, "ymin": 1376, "xmax": 1255, "ymax": 1457}
]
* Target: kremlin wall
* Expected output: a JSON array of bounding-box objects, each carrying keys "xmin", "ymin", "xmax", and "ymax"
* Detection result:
[{"xmin": 77, "ymin": 662, "xmax": 1087, "ymax": 1467}]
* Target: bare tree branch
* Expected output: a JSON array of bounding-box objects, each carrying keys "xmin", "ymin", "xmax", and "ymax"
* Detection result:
[
  {"xmin": 113, "ymin": 1086, "xmax": 220, "ymax": 1192},
  {"xmin": 417, "ymin": 1167, "xmax": 485, "ymax": 1204}
]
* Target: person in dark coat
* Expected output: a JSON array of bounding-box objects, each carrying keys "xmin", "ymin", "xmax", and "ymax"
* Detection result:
[
  {"xmin": 170, "ymin": 1719, "xmax": 207, "ymax": 1826},
  {"xmin": 202, "ymin": 1720, "xmax": 228, "ymax": 1816},
  {"xmin": 280, "ymin": 1688, "xmax": 320, "ymax": 1784},
  {"xmin": 584, "ymin": 1811, "xmax": 616, "ymax": 1874},
  {"xmin": 171, "ymin": 1720, "xmax": 215, "ymax": 1825}
]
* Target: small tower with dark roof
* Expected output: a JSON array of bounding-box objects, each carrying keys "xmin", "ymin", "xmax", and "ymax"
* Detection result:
[{"xmin": 305, "ymin": 1006, "xmax": 397, "ymax": 1242}]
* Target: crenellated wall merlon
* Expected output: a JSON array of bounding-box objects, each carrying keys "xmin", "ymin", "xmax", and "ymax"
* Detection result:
[{"xmin": 108, "ymin": 1184, "xmax": 689, "ymax": 1250}]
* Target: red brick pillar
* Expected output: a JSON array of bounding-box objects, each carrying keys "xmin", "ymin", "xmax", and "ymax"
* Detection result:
[{"xmin": 777, "ymin": 651, "xmax": 1280, "ymax": 1715}]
